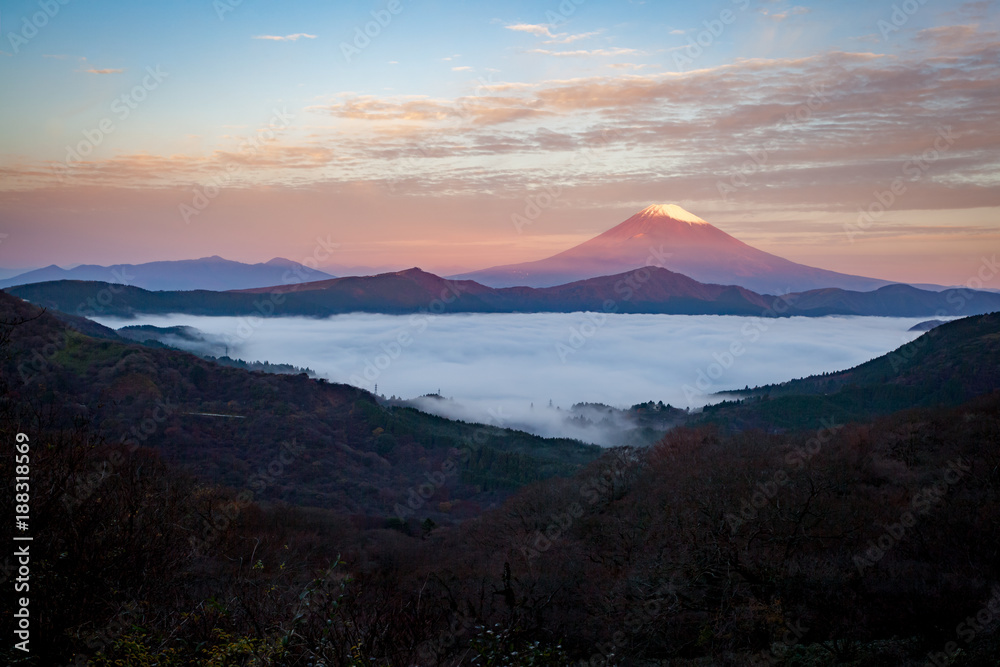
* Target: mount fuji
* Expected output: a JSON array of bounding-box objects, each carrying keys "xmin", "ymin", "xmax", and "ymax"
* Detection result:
[{"xmin": 456, "ymin": 205, "xmax": 894, "ymax": 293}]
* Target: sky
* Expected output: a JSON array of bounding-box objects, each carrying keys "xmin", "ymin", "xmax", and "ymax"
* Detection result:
[
  {"xmin": 1, "ymin": 0, "xmax": 998, "ymax": 285},
  {"xmin": 91, "ymin": 312, "xmax": 930, "ymax": 444}
]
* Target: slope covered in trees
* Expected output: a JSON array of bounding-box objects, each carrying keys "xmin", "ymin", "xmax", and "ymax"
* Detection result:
[
  {"xmin": 0, "ymin": 292, "xmax": 600, "ymax": 520},
  {"xmin": 9, "ymin": 267, "xmax": 1000, "ymax": 318},
  {"xmin": 2, "ymin": 294, "xmax": 1000, "ymax": 665},
  {"xmin": 702, "ymin": 312, "xmax": 1000, "ymax": 431}
]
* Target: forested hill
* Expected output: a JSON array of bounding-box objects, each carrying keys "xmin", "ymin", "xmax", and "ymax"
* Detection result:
[
  {"xmin": 9, "ymin": 267, "xmax": 1000, "ymax": 318},
  {"xmin": 701, "ymin": 311, "xmax": 1000, "ymax": 431},
  {"xmin": 0, "ymin": 290, "xmax": 600, "ymax": 518},
  {"xmin": 4, "ymin": 292, "xmax": 1000, "ymax": 665}
]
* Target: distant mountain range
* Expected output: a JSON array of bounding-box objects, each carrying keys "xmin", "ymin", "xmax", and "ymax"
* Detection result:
[
  {"xmin": 0, "ymin": 267, "xmax": 34, "ymax": 280},
  {"xmin": 8, "ymin": 266, "xmax": 1000, "ymax": 319},
  {"xmin": 7, "ymin": 259, "xmax": 1000, "ymax": 667},
  {"xmin": 456, "ymin": 204, "xmax": 897, "ymax": 293},
  {"xmin": 6, "ymin": 204, "xmax": 966, "ymax": 295},
  {"xmin": 0, "ymin": 255, "xmax": 334, "ymax": 291}
]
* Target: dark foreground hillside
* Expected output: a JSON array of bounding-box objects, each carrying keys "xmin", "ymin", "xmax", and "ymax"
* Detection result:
[
  {"xmin": 1, "ymin": 295, "xmax": 1000, "ymax": 665},
  {"xmin": 0, "ymin": 292, "xmax": 600, "ymax": 520}
]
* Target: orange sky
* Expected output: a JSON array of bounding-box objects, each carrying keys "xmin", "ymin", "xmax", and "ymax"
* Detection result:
[{"xmin": 1, "ymin": 2, "xmax": 998, "ymax": 286}]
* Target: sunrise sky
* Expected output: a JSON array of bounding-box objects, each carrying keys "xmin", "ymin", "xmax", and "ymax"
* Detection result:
[{"xmin": 1, "ymin": 0, "xmax": 998, "ymax": 285}]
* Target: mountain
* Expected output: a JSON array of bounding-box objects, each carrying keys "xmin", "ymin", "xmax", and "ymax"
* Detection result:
[
  {"xmin": 7, "ymin": 288, "xmax": 1000, "ymax": 666},
  {"xmin": 909, "ymin": 319, "xmax": 945, "ymax": 331},
  {"xmin": 457, "ymin": 204, "xmax": 895, "ymax": 293},
  {"xmin": 0, "ymin": 255, "xmax": 334, "ymax": 291},
  {"xmin": 0, "ymin": 267, "xmax": 37, "ymax": 280},
  {"xmin": 733, "ymin": 312, "xmax": 1000, "ymax": 401},
  {"xmin": 701, "ymin": 311, "xmax": 1000, "ymax": 430},
  {"xmin": 318, "ymin": 262, "xmax": 408, "ymax": 277},
  {"xmin": 9, "ymin": 266, "xmax": 1000, "ymax": 319},
  {"xmin": 0, "ymin": 290, "xmax": 600, "ymax": 516},
  {"xmin": 787, "ymin": 283, "xmax": 991, "ymax": 316}
]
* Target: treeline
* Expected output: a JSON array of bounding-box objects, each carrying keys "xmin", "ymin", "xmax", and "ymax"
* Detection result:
[
  {"xmin": 3, "ymin": 296, "xmax": 1000, "ymax": 665},
  {"xmin": 0, "ymin": 292, "xmax": 599, "ymax": 520},
  {"xmin": 3, "ymin": 388, "xmax": 1000, "ymax": 665},
  {"xmin": 204, "ymin": 354, "xmax": 316, "ymax": 376}
]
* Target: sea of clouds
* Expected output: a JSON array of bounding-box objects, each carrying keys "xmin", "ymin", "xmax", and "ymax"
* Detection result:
[{"xmin": 93, "ymin": 312, "xmax": 940, "ymax": 444}]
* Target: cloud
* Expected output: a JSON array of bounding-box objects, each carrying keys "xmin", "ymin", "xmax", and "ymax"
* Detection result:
[
  {"xmin": 8, "ymin": 27, "xmax": 1000, "ymax": 220},
  {"xmin": 544, "ymin": 31, "xmax": 602, "ymax": 44},
  {"xmin": 606, "ymin": 63, "xmax": 657, "ymax": 70},
  {"xmin": 83, "ymin": 68, "xmax": 124, "ymax": 74},
  {"xmin": 528, "ymin": 47, "xmax": 639, "ymax": 57},
  {"xmin": 89, "ymin": 312, "xmax": 934, "ymax": 445},
  {"xmin": 506, "ymin": 23, "xmax": 601, "ymax": 45},
  {"xmin": 252, "ymin": 33, "xmax": 317, "ymax": 41},
  {"xmin": 505, "ymin": 23, "xmax": 553, "ymax": 37},
  {"xmin": 945, "ymin": 1, "xmax": 996, "ymax": 21},
  {"xmin": 452, "ymin": 66, "xmax": 473, "ymax": 71},
  {"xmin": 317, "ymin": 94, "xmax": 549, "ymax": 126},
  {"xmin": 767, "ymin": 5, "xmax": 810, "ymax": 20},
  {"xmin": 915, "ymin": 24, "xmax": 984, "ymax": 50}
]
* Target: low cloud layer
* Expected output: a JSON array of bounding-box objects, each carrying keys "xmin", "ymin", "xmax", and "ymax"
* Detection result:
[{"xmin": 95, "ymin": 313, "xmax": 936, "ymax": 444}]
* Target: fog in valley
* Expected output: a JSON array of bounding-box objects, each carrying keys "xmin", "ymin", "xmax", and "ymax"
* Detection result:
[{"xmin": 94, "ymin": 312, "xmax": 938, "ymax": 444}]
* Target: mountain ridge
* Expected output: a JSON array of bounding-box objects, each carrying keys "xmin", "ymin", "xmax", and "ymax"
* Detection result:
[
  {"xmin": 456, "ymin": 204, "xmax": 896, "ymax": 293},
  {"xmin": 0, "ymin": 255, "xmax": 335, "ymax": 291},
  {"xmin": 8, "ymin": 265, "xmax": 1000, "ymax": 319}
]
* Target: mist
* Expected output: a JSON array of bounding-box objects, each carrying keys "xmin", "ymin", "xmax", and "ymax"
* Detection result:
[{"xmin": 93, "ymin": 312, "xmax": 941, "ymax": 444}]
